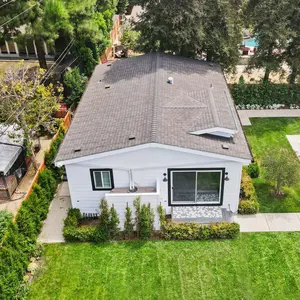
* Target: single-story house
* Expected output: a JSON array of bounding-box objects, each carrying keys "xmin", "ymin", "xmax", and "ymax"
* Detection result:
[
  {"xmin": 0, "ymin": 126, "xmax": 28, "ymax": 200},
  {"xmin": 55, "ymin": 53, "xmax": 252, "ymax": 228}
]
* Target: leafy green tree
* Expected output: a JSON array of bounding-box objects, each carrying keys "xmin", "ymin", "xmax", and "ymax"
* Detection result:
[
  {"xmin": 262, "ymin": 148, "xmax": 300, "ymax": 195},
  {"xmin": 0, "ymin": 63, "xmax": 62, "ymax": 168},
  {"xmin": 137, "ymin": 0, "xmax": 244, "ymax": 70},
  {"xmin": 284, "ymin": 2, "xmax": 300, "ymax": 84},
  {"xmin": 133, "ymin": 197, "xmax": 141, "ymax": 237},
  {"xmin": 120, "ymin": 21, "xmax": 141, "ymax": 56},
  {"xmin": 63, "ymin": 67, "xmax": 88, "ymax": 106},
  {"xmin": 246, "ymin": 0, "xmax": 291, "ymax": 82},
  {"xmin": 117, "ymin": 0, "xmax": 129, "ymax": 15}
]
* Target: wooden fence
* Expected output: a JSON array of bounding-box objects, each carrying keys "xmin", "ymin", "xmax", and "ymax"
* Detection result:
[{"xmin": 23, "ymin": 111, "xmax": 72, "ymax": 201}]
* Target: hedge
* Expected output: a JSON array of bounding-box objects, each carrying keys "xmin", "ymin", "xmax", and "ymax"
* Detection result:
[
  {"xmin": 161, "ymin": 222, "xmax": 240, "ymax": 240},
  {"xmin": 0, "ymin": 169, "xmax": 59, "ymax": 299},
  {"xmin": 238, "ymin": 169, "xmax": 259, "ymax": 214},
  {"xmin": 63, "ymin": 207, "xmax": 240, "ymax": 242},
  {"xmin": 44, "ymin": 127, "xmax": 65, "ymax": 182},
  {"xmin": 0, "ymin": 211, "xmax": 13, "ymax": 242},
  {"xmin": 230, "ymin": 84, "xmax": 300, "ymax": 109}
]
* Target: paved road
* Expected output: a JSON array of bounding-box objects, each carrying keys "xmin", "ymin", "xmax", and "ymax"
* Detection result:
[
  {"xmin": 235, "ymin": 213, "xmax": 300, "ymax": 232},
  {"xmin": 38, "ymin": 182, "xmax": 71, "ymax": 243},
  {"xmin": 238, "ymin": 109, "xmax": 300, "ymax": 126}
]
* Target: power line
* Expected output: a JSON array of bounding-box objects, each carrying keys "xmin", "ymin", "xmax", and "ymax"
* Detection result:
[
  {"xmin": 61, "ymin": 56, "xmax": 79, "ymax": 74},
  {"xmin": 0, "ymin": 0, "xmax": 15, "ymax": 10},
  {"xmin": 41, "ymin": 39, "xmax": 75, "ymax": 83},
  {"xmin": 0, "ymin": 3, "xmax": 38, "ymax": 29}
]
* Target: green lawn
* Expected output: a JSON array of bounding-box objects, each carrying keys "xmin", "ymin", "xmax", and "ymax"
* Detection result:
[
  {"xmin": 244, "ymin": 118, "xmax": 300, "ymax": 212},
  {"xmin": 29, "ymin": 233, "xmax": 300, "ymax": 299}
]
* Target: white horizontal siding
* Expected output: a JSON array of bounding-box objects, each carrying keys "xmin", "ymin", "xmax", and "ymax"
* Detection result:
[{"xmin": 66, "ymin": 146, "xmax": 244, "ymax": 217}]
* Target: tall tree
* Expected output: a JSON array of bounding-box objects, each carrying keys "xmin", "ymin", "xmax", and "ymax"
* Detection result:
[
  {"xmin": 136, "ymin": 0, "xmax": 244, "ymax": 70},
  {"xmin": 284, "ymin": 2, "xmax": 300, "ymax": 84},
  {"xmin": 246, "ymin": 0, "xmax": 291, "ymax": 82}
]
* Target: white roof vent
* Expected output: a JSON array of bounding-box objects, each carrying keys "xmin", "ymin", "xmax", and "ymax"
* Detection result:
[
  {"xmin": 167, "ymin": 77, "xmax": 174, "ymax": 84},
  {"xmin": 190, "ymin": 127, "xmax": 237, "ymax": 138}
]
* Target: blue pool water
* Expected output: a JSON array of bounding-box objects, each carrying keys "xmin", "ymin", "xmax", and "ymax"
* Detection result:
[{"xmin": 244, "ymin": 38, "xmax": 259, "ymax": 47}]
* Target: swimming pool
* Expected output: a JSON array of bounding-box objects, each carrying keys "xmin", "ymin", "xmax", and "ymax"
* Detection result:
[{"xmin": 244, "ymin": 38, "xmax": 259, "ymax": 47}]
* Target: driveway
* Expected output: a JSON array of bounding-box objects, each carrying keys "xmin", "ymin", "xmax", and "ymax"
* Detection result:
[
  {"xmin": 38, "ymin": 182, "xmax": 71, "ymax": 243},
  {"xmin": 235, "ymin": 213, "xmax": 300, "ymax": 232}
]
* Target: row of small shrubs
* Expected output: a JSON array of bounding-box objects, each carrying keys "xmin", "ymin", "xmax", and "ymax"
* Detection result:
[
  {"xmin": 230, "ymin": 83, "xmax": 300, "ymax": 109},
  {"xmin": 238, "ymin": 169, "xmax": 259, "ymax": 214},
  {"xmin": 63, "ymin": 197, "xmax": 156, "ymax": 242},
  {"xmin": 64, "ymin": 198, "xmax": 240, "ymax": 242}
]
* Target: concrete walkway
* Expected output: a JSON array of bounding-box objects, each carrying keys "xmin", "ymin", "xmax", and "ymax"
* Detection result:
[
  {"xmin": 235, "ymin": 213, "xmax": 300, "ymax": 232},
  {"xmin": 238, "ymin": 109, "xmax": 300, "ymax": 126},
  {"xmin": 38, "ymin": 182, "xmax": 71, "ymax": 243}
]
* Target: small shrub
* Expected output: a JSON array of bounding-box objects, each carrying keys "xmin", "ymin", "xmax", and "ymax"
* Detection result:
[
  {"xmin": 210, "ymin": 222, "xmax": 240, "ymax": 239},
  {"xmin": 109, "ymin": 205, "xmax": 120, "ymax": 240},
  {"xmin": 239, "ymin": 169, "xmax": 259, "ymax": 214},
  {"xmin": 140, "ymin": 204, "xmax": 152, "ymax": 240},
  {"xmin": 238, "ymin": 200, "xmax": 259, "ymax": 214},
  {"xmin": 161, "ymin": 222, "xmax": 240, "ymax": 240},
  {"xmin": 247, "ymin": 162, "xmax": 259, "ymax": 178},
  {"xmin": 97, "ymin": 199, "xmax": 110, "ymax": 241},
  {"xmin": 133, "ymin": 197, "xmax": 141, "ymax": 237},
  {"xmin": 124, "ymin": 206, "xmax": 134, "ymax": 239},
  {"xmin": 157, "ymin": 204, "xmax": 165, "ymax": 228}
]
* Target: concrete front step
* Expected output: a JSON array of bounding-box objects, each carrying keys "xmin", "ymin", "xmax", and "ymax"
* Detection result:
[{"xmin": 171, "ymin": 206, "xmax": 233, "ymax": 223}]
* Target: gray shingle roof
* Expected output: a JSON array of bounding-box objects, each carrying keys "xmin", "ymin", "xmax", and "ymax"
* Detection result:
[{"xmin": 56, "ymin": 53, "xmax": 252, "ymax": 162}]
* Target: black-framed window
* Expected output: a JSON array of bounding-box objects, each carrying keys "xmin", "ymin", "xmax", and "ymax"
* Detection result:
[
  {"xmin": 90, "ymin": 169, "xmax": 114, "ymax": 190},
  {"xmin": 168, "ymin": 168, "xmax": 225, "ymax": 206}
]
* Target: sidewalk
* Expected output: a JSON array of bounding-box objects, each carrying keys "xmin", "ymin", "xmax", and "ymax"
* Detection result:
[
  {"xmin": 235, "ymin": 213, "xmax": 300, "ymax": 232},
  {"xmin": 38, "ymin": 182, "xmax": 71, "ymax": 243},
  {"xmin": 238, "ymin": 109, "xmax": 300, "ymax": 126}
]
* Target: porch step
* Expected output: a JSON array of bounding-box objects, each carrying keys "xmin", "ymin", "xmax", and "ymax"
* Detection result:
[{"xmin": 172, "ymin": 206, "xmax": 224, "ymax": 223}]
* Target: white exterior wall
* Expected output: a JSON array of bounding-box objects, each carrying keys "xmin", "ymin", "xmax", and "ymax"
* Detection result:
[{"xmin": 65, "ymin": 146, "xmax": 246, "ymax": 222}]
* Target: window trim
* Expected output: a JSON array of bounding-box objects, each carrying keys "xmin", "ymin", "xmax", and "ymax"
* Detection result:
[
  {"xmin": 168, "ymin": 168, "xmax": 225, "ymax": 206},
  {"xmin": 90, "ymin": 169, "xmax": 114, "ymax": 191}
]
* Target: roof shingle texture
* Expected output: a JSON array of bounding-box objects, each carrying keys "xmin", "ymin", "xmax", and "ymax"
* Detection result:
[{"xmin": 56, "ymin": 53, "xmax": 252, "ymax": 162}]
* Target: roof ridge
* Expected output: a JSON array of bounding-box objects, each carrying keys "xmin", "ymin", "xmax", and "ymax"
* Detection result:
[{"xmin": 151, "ymin": 52, "xmax": 160, "ymax": 142}]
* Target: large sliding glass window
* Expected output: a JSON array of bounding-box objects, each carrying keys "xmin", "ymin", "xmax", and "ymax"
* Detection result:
[{"xmin": 171, "ymin": 169, "xmax": 223, "ymax": 205}]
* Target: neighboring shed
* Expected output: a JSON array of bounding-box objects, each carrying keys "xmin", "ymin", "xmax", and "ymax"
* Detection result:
[{"xmin": 0, "ymin": 126, "xmax": 28, "ymax": 200}]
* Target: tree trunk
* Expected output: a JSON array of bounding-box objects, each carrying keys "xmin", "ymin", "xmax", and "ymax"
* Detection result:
[
  {"xmin": 206, "ymin": 50, "xmax": 214, "ymax": 62},
  {"xmin": 290, "ymin": 67, "xmax": 298, "ymax": 84},
  {"xmin": 35, "ymin": 39, "xmax": 48, "ymax": 70},
  {"xmin": 263, "ymin": 66, "xmax": 270, "ymax": 83}
]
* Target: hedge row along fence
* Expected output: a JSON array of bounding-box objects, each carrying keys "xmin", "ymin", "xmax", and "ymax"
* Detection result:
[
  {"xmin": 238, "ymin": 168, "xmax": 259, "ymax": 215},
  {"xmin": 230, "ymin": 84, "xmax": 300, "ymax": 109},
  {"xmin": 0, "ymin": 126, "xmax": 66, "ymax": 299},
  {"xmin": 63, "ymin": 198, "xmax": 240, "ymax": 243}
]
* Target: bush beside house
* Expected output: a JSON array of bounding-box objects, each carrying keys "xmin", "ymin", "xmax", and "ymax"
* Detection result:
[
  {"xmin": 63, "ymin": 200, "xmax": 240, "ymax": 242},
  {"xmin": 230, "ymin": 84, "xmax": 300, "ymax": 109},
  {"xmin": 238, "ymin": 169, "xmax": 259, "ymax": 214}
]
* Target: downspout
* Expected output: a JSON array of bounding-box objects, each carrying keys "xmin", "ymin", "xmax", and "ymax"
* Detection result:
[{"xmin": 128, "ymin": 169, "xmax": 137, "ymax": 192}]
